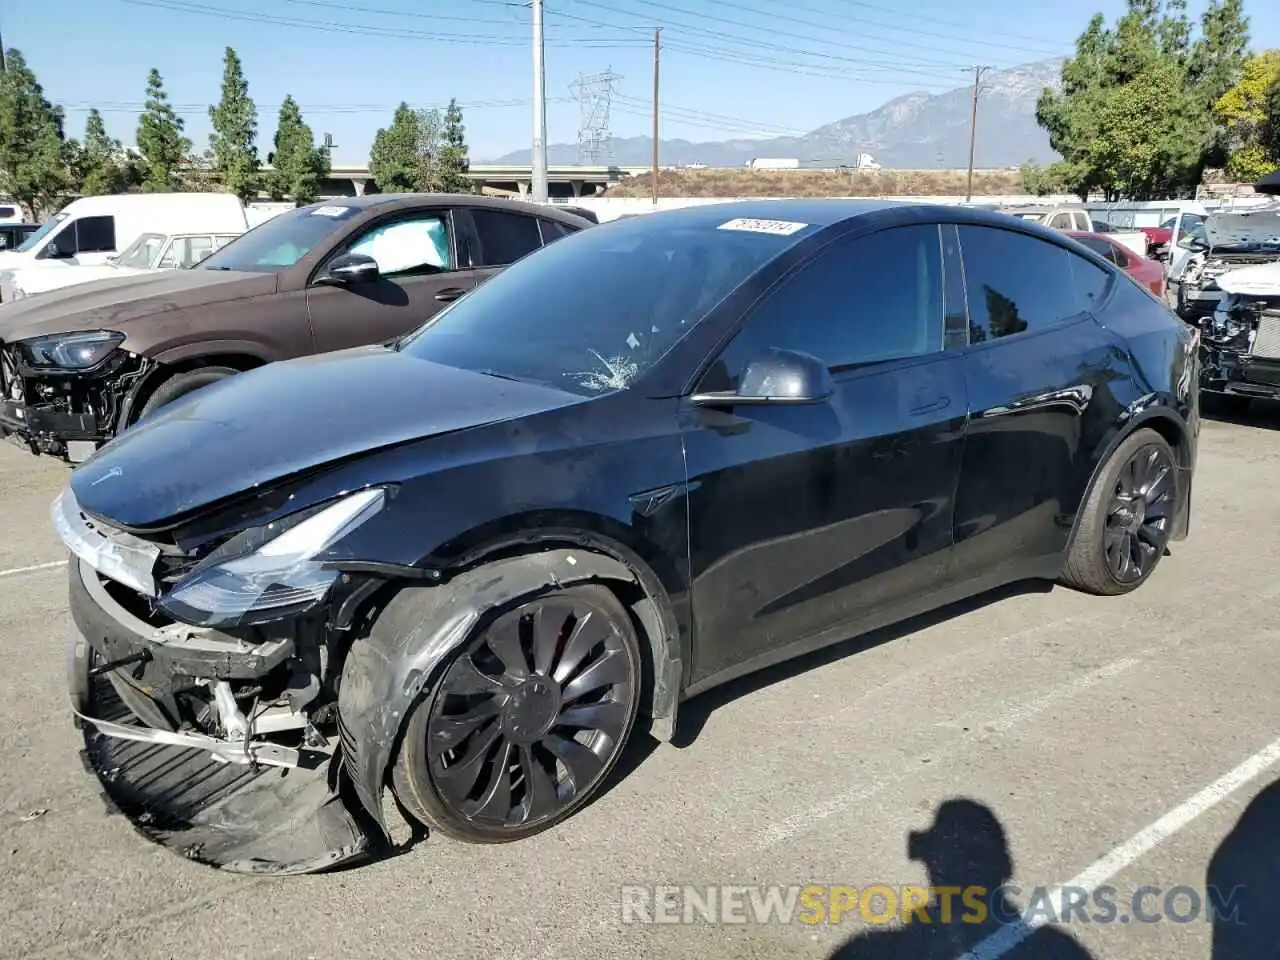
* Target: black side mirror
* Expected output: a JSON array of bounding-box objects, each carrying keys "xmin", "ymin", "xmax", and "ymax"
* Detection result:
[
  {"xmin": 318, "ymin": 252, "xmax": 380, "ymax": 286},
  {"xmin": 41, "ymin": 238, "xmax": 74, "ymax": 260},
  {"xmin": 691, "ymin": 348, "xmax": 834, "ymax": 406}
]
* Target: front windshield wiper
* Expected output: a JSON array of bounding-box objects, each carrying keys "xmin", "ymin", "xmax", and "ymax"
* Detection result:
[{"xmin": 475, "ymin": 368, "xmax": 527, "ymax": 384}]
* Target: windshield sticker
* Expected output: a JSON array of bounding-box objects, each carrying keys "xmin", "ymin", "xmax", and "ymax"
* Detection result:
[
  {"xmin": 311, "ymin": 205, "xmax": 354, "ymax": 217},
  {"xmin": 717, "ymin": 218, "xmax": 809, "ymax": 236}
]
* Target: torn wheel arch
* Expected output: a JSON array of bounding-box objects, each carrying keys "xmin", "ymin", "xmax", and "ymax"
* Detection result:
[{"xmin": 336, "ymin": 544, "xmax": 683, "ymax": 837}]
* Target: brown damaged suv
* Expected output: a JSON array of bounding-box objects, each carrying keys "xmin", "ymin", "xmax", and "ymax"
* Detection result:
[{"xmin": 0, "ymin": 194, "xmax": 594, "ymax": 463}]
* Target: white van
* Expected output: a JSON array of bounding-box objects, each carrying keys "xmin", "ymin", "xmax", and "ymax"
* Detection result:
[{"xmin": 0, "ymin": 192, "xmax": 248, "ymax": 300}]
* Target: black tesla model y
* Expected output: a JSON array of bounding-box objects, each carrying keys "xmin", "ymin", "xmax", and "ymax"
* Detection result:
[{"xmin": 51, "ymin": 199, "xmax": 1199, "ymax": 872}]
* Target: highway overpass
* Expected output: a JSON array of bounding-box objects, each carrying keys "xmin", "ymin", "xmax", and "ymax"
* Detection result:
[{"xmin": 288, "ymin": 163, "xmax": 652, "ymax": 199}]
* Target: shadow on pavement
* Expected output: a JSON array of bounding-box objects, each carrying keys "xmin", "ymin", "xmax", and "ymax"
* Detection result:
[
  {"xmin": 672, "ymin": 580, "xmax": 1056, "ymax": 748},
  {"xmin": 827, "ymin": 798, "xmax": 1095, "ymax": 960},
  {"xmin": 1206, "ymin": 777, "xmax": 1280, "ymax": 959},
  {"xmin": 1201, "ymin": 396, "xmax": 1280, "ymax": 432}
]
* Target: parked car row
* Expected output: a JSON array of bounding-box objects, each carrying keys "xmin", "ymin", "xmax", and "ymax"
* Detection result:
[
  {"xmin": 0, "ymin": 194, "xmax": 595, "ymax": 462},
  {"xmin": 43, "ymin": 197, "xmax": 1198, "ymax": 874}
]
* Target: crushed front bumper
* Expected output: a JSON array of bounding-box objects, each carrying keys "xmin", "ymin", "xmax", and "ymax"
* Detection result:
[
  {"xmin": 1200, "ymin": 301, "xmax": 1280, "ymax": 401},
  {"xmin": 66, "ymin": 556, "xmax": 382, "ymax": 874},
  {"xmin": 0, "ymin": 344, "xmax": 149, "ymax": 462}
]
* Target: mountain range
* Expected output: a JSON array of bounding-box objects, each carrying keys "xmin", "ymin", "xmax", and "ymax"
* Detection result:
[{"xmin": 488, "ymin": 58, "xmax": 1065, "ymax": 169}]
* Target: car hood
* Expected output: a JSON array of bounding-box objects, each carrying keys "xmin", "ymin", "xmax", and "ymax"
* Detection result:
[
  {"xmin": 1216, "ymin": 261, "xmax": 1280, "ymax": 296},
  {"xmin": 0, "ymin": 268, "xmax": 274, "ymax": 344},
  {"xmin": 70, "ymin": 345, "xmax": 587, "ymax": 529},
  {"xmin": 1205, "ymin": 208, "xmax": 1280, "ymax": 249}
]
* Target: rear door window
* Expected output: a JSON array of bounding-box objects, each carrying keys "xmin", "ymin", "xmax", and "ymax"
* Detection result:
[
  {"xmin": 958, "ymin": 225, "xmax": 1108, "ymax": 341},
  {"xmin": 470, "ymin": 209, "xmax": 544, "ymax": 266}
]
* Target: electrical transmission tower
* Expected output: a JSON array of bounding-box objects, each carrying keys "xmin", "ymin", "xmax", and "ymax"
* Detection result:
[{"xmin": 569, "ymin": 69, "xmax": 622, "ymax": 164}]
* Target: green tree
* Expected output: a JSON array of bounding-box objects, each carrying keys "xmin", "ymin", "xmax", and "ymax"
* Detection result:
[
  {"xmin": 208, "ymin": 46, "xmax": 260, "ymax": 202},
  {"xmin": 414, "ymin": 107, "xmax": 444, "ymax": 192},
  {"xmin": 436, "ymin": 98, "xmax": 472, "ymax": 193},
  {"xmin": 1266, "ymin": 70, "xmax": 1280, "ymax": 165},
  {"xmin": 369, "ymin": 102, "xmax": 421, "ymax": 192},
  {"xmin": 1036, "ymin": 0, "xmax": 1251, "ymax": 201},
  {"xmin": 0, "ymin": 49, "xmax": 70, "ymax": 219},
  {"xmin": 1214, "ymin": 50, "xmax": 1280, "ymax": 181},
  {"xmin": 136, "ymin": 68, "xmax": 192, "ymax": 192},
  {"xmin": 71, "ymin": 109, "xmax": 138, "ymax": 196},
  {"xmin": 266, "ymin": 95, "xmax": 329, "ymax": 203}
]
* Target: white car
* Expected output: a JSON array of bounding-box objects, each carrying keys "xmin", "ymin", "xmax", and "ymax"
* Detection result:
[
  {"xmin": 1172, "ymin": 204, "xmax": 1280, "ymax": 321},
  {"xmin": 5, "ymin": 230, "xmax": 243, "ymax": 301}
]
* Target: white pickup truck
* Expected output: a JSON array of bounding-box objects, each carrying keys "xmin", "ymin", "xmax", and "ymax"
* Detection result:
[{"xmin": 999, "ymin": 206, "xmax": 1151, "ymax": 257}]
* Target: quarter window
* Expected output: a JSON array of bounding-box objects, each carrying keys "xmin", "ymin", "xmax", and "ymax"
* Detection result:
[
  {"xmin": 471, "ymin": 209, "xmax": 544, "ymax": 266},
  {"xmin": 538, "ymin": 218, "xmax": 575, "ymax": 245},
  {"xmin": 346, "ymin": 213, "xmax": 452, "ymax": 276},
  {"xmin": 714, "ymin": 224, "xmax": 945, "ymax": 380},
  {"xmin": 957, "ymin": 225, "xmax": 1103, "ymax": 343}
]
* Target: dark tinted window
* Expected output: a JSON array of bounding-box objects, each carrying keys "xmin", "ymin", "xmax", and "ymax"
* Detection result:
[
  {"xmin": 0, "ymin": 206, "xmax": 16, "ymax": 219},
  {"xmin": 539, "ymin": 218, "xmax": 574, "ymax": 245},
  {"xmin": 471, "ymin": 209, "xmax": 543, "ymax": 266},
  {"xmin": 1068, "ymin": 250, "xmax": 1111, "ymax": 308},
  {"xmin": 75, "ymin": 215, "xmax": 116, "ymax": 253},
  {"xmin": 1075, "ymin": 235, "xmax": 1119, "ymax": 263},
  {"xmin": 716, "ymin": 224, "xmax": 945, "ymax": 376},
  {"xmin": 958, "ymin": 226, "xmax": 1095, "ymax": 342}
]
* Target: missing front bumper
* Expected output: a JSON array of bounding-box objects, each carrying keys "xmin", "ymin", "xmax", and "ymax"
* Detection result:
[{"xmin": 66, "ymin": 557, "xmax": 385, "ymax": 874}]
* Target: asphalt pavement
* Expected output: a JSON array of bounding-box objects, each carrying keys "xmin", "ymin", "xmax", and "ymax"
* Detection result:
[{"xmin": 2, "ymin": 404, "xmax": 1279, "ymax": 960}]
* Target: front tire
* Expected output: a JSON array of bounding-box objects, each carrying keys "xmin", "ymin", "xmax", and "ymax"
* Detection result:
[
  {"xmin": 390, "ymin": 583, "xmax": 642, "ymax": 843},
  {"xmin": 137, "ymin": 365, "xmax": 240, "ymax": 421},
  {"xmin": 1060, "ymin": 428, "xmax": 1177, "ymax": 596}
]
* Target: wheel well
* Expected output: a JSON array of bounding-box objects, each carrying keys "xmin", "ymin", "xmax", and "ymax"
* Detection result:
[
  {"xmin": 1140, "ymin": 412, "xmax": 1190, "ymax": 471},
  {"xmin": 126, "ymin": 354, "xmax": 265, "ymax": 426}
]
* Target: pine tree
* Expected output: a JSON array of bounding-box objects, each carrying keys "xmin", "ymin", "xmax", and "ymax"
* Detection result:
[
  {"xmin": 437, "ymin": 98, "xmax": 472, "ymax": 194},
  {"xmin": 0, "ymin": 49, "xmax": 71, "ymax": 219},
  {"xmin": 266, "ymin": 95, "xmax": 329, "ymax": 204},
  {"xmin": 136, "ymin": 68, "xmax": 192, "ymax": 192},
  {"xmin": 208, "ymin": 46, "xmax": 260, "ymax": 202},
  {"xmin": 369, "ymin": 103, "xmax": 421, "ymax": 193},
  {"xmin": 73, "ymin": 109, "xmax": 134, "ymax": 196}
]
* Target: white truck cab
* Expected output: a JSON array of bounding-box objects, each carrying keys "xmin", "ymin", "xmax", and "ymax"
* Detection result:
[{"xmin": 0, "ymin": 193, "xmax": 249, "ymax": 301}]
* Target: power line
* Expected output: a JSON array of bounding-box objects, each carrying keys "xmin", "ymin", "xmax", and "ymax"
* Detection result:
[
  {"xmin": 109, "ymin": 0, "xmax": 648, "ymax": 46},
  {"xmin": 566, "ymin": 0, "xmax": 1030, "ymax": 72},
  {"xmin": 690, "ymin": 0, "xmax": 1068, "ymax": 57},
  {"xmin": 831, "ymin": 0, "xmax": 1067, "ymax": 47}
]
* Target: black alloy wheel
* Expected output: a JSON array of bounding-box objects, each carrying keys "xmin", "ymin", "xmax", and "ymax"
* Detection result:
[
  {"xmin": 391, "ymin": 583, "xmax": 641, "ymax": 842},
  {"xmin": 1060, "ymin": 427, "xmax": 1178, "ymax": 596},
  {"xmin": 1104, "ymin": 442, "xmax": 1175, "ymax": 584}
]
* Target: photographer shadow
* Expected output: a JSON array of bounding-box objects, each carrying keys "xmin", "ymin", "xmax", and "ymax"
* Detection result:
[
  {"xmin": 828, "ymin": 799, "xmax": 1095, "ymax": 960},
  {"xmin": 1207, "ymin": 777, "xmax": 1280, "ymax": 959}
]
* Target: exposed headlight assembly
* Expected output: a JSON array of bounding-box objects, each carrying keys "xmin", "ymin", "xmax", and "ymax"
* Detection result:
[
  {"xmin": 159, "ymin": 486, "xmax": 390, "ymax": 628},
  {"xmin": 16, "ymin": 330, "xmax": 125, "ymax": 370}
]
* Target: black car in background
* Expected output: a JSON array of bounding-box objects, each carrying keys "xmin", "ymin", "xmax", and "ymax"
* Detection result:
[{"xmin": 53, "ymin": 199, "xmax": 1199, "ymax": 874}]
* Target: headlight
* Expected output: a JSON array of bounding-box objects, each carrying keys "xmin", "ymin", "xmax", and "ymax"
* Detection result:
[
  {"xmin": 16, "ymin": 330, "xmax": 125, "ymax": 369},
  {"xmin": 159, "ymin": 486, "xmax": 389, "ymax": 628}
]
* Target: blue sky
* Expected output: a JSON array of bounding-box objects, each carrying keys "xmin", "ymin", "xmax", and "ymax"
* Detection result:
[{"xmin": 3, "ymin": 0, "xmax": 1278, "ymax": 164}]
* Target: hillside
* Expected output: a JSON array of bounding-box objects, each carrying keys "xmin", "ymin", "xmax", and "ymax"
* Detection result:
[
  {"xmin": 604, "ymin": 168, "xmax": 1029, "ymax": 198},
  {"xmin": 489, "ymin": 58, "xmax": 1064, "ymax": 169}
]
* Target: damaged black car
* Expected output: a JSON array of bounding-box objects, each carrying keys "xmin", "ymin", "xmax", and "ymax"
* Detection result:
[{"xmin": 55, "ymin": 199, "xmax": 1198, "ymax": 873}]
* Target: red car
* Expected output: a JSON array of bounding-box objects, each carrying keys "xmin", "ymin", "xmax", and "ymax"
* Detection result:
[{"xmin": 1065, "ymin": 230, "xmax": 1166, "ymax": 299}]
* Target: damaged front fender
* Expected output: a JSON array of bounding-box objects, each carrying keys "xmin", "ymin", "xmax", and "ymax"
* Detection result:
[{"xmin": 336, "ymin": 548, "xmax": 682, "ymax": 837}]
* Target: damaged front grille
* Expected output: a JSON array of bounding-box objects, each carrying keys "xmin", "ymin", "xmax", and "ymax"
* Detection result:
[{"xmin": 1251, "ymin": 312, "xmax": 1280, "ymax": 360}]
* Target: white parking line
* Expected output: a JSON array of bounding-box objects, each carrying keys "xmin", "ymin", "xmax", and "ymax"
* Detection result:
[
  {"xmin": 956, "ymin": 733, "xmax": 1280, "ymax": 960},
  {"xmin": 0, "ymin": 560, "xmax": 65, "ymax": 579}
]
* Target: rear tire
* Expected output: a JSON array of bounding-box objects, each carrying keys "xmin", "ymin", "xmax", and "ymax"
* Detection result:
[
  {"xmin": 137, "ymin": 366, "xmax": 240, "ymax": 421},
  {"xmin": 1060, "ymin": 428, "xmax": 1177, "ymax": 596},
  {"xmin": 390, "ymin": 582, "xmax": 642, "ymax": 843}
]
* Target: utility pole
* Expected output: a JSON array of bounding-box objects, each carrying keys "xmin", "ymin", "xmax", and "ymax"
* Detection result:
[
  {"xmin": 531, "ymin": 0, "xmax": 548, "ymax": 203},
  {"xmin": 0, "ymin": 26, "xmax": 6, "ymax": 74},
  {"xmin": 651, "ymin": 27, "xmax": 661, "ymax": 207},
  {"xmin": 964, "ymin": 65, "xmax": 989, "ymax": 203}
]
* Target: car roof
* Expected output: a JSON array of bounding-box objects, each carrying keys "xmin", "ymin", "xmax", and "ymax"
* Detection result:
[
  {"xmin": 296, "ymin": 193, "xmax": 592, "ymax": 225},
  {"xmin": 627, "ymin": 197, "xmax": 905, "ymax": 230}
]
